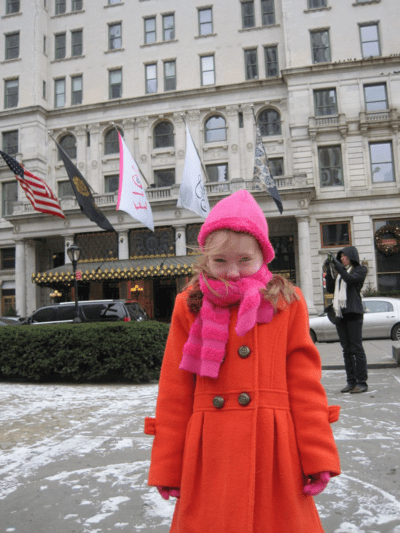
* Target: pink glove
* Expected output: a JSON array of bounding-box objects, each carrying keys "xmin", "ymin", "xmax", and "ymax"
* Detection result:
[
  {"xmin": 303, "ymin": 471, "xmax": 332, "ymax": 496},
  {"xmin": 157, "ymin": 486, "xmax": 181, "ymax": 500}
]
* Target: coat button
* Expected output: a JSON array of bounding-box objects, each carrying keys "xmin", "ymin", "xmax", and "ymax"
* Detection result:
[
  {"xmin": 213, "ymin": 396, "xmax": 225, "ymax": 409},
  {"xmin": 238, "ymin": 345, "xmax": 251, "ymax": 358},
  {"xmin": 238, "ymin": 392, "xmax": 251, "ymax": 406}
]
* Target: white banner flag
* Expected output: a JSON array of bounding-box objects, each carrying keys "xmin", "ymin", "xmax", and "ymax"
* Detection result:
[
  {"xmin": 117, "ymin": 133, "xmax": 154, "ymax": 231},
  {"xmin": 177, "ymin": 124, "xmax": 210, "ymax": 218}
]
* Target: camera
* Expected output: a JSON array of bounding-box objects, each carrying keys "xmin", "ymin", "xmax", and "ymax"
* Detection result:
[{"xmin": 327, "ymin": 253, "xmax": 334, "ymax": 262}]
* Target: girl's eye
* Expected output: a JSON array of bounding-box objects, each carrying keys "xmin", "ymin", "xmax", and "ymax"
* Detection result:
[
  {"xmin": 240, "ymin": 257, "xmax": 251, "ymax": 262},
  {"xmin": 213, "ymin": 258, "xmax": 226, "ymax": 263}
]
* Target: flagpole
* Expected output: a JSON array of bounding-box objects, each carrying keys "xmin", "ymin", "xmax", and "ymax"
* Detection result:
[
  {"xmin": 110, "ymin": 123, "xmax": 150, "ymax": 188},
  {"xmin": 181, "ymin": 115, "xmax": 209, "ymax": 187},
  {"xmin": 48, "ymin": 130, "xmax": 97, "ymax": 195}
]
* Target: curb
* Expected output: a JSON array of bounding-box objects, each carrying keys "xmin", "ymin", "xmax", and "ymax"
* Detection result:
[{"xmin": 322, "ymin": 362, "xmax": 399, "ymax": 370}]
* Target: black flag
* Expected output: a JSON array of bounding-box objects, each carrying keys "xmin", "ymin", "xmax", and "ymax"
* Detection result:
[
  {"xmin": 54, "ymin": 140, "xmax": 115, "ymax": 231},
  {"xmin": 252, "ymin": 127, "xmax": 283, "ymax": 215}
]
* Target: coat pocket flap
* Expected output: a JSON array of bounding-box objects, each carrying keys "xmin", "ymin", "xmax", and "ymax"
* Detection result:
[
  {"xmin": 144, "ymin": 417, "xmax": 156, "ymax": 435},
  {"xmin": 328, "ymin": 405, "xmax": 340, "ymax": 424}
]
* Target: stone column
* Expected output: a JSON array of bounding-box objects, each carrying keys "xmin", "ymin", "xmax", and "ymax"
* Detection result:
[
  {"xmin": 173, "ymin": 113, "xmax": 186, "ymax": 185},
  {"xmin": 74, "ymin": 125, "xmax": 87, "ymax": 180},
  {"xmin": 15, "ymin": 240, "xmax": 26, "ymax": 317},
  {"xmin": 118, "ymin": 231, "xmax": 129, "ymax": 260},
  {"xmin": 174, "ymin": 225, "xmax": 186, "ymax": 256},
  {"xmin": 296, "ymin": 216, "xmax": 317, "ymax": 314},
  {"xmin": 64, "ymin": 235, "xmax": 75, "ymax": 264},
  {"xmin": 25, "ymin": 240, "xmax": 37, "ymax": 316},
  {"xmin": 188, "ymin": 110, "xmax": 201, "ymax": 150},
  {"xmin": 137, "ymin": 117, "xmax": 150, "ymax": 184},
  {"xmin": 88, "ymin": 123, "xmax": 100, "ymax": 189},
  {"xmin": 226, "ymin": 105, "xmax": 241, "ymax": 180},
  {"xmin": 242, "ymin": 104, "xmax": 256, "ymax": 181},
  {"xmin": 122, "ymin": 119, "xmax": 135, "ymax": 153}
]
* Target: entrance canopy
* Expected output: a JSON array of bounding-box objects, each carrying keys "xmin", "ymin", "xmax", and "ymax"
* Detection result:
[{"xmin": 32, "ymin": 255, "xmax": 196, "ymax": 287}]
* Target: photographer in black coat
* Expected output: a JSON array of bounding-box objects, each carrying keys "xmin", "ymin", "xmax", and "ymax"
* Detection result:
[{"xmin": 324, "ymin": 246, "xmax": 368, "ymax": 393}]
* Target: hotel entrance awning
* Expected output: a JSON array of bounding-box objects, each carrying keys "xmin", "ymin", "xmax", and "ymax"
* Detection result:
[{"xmin": 32, "ymin": 256, "xmax": 196, "ymax": 287}]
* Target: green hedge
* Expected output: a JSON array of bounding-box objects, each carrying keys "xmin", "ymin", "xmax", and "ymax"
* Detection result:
[{"xmin": 0, "ymin": 321, "xmax": 170, "ymax": 383}]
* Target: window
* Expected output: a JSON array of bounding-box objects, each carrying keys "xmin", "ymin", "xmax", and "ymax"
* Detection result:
[
  {"xmin": 265, "ymin": 45, "xmax": 279, "ymax": 77},
  {"xmin": 313, "ymin": 88, "xmax": 337, "ymax": 116},
  {"xmin": 198, "ymin": 7, "xmax": 212, "ymax": 36},
  {"xmin": 4, "ymin": 79, "xmax": 18, "ymax": 108},
  {"xmin": 310, "ymin": 30, "xmax": 331, "ymax": 63},
  {"xmin": 364, "ymin": 83, "xmax": 388, "ymax": 112},
  {"xmin": 369, "ymin": 142, "xmax": 394, "ymax": 183},
  {"xmin": 360, "ymin": 23, "xmax": 380, "ymax": 57},
  {"xmin": 244, "ymin": 49, "xmax": 258, "ymax": 80},
  {"xmin": 72, "ymin": 0, "xmax": 82, "ymax": 11},
  {"xmin": 321, "ymin": 222, "xmax": 350, "ymax": 248},
  {"xmin": 6, "ymin": 0, "xmax": 20, "ymax": 14},
  {"xmin": 363, "ymin": 300, "xmax": 394, "ymax": 313},
  {"xmin": 164, "ymin": 60, "xmax": 176, "ymax": 91},
  {"xmin": 269, "ymin": 157, "xmax": 284, "ymax": 176},
  {"xmin": 144, "ymin": 17, "xmax": 156, "ymax": 44},
  {"xmin": 206, "ymin": 163, "xmax": 228, "ymax": 182},
  {"xmin": 1, "ymin": 248, "xmax": 15, "ymax": 269},
  {"xmin": 154, "ymin": 121, "xmax": 174, "ymax": 148},
  {"xmin": 58, "ymin": 180, "xmax": 74, "ymax": 197},
  {"xmin": 54, "ymin": 78, "xmax": 65, "ymax": 108},
  {"xmin": 71, "ymin": 75, "xmax": 82, "ymax": 105},
  {"xmin": 374, "ymin": 219, "xmax": 400, "ymax": 291},
  {"xmin": 318, "ymin": 146, "xmax": 343, "ymax": 187},
  {"xmin": 201, "ymin": 55, "xmax": 215, "ymax": 85},
  {"xmin": 59, "ymin": 135, "xmax": 76, "ymax": 159},
  {"xmin": 241, "ymin": 1, "xmax": 255, "ymax": 28},
  {"xmin": 5, "ymin": 32, "xmax": 19, "ymax": 60},
  {"xmin": 146, "ymin": 63, "xmax": 157, "ymax": 93},
  {"xmin": 105, "ymin": 175, "xmax": 119, "ymax": 193},
  {"xmin": 55, "ymin": 33, "xmax": 66, "ymax": 59},
  {"xmin": 163, "ymin": 14, "xmax": 175, "ymax": 41},
  {"xmin": 261, "ymin": 0, "xmax": 275, "ymax": 25},
  {"xmin": 154, "ymin": 169, "xmax": 175, "ymax": 187},
  {"xmin": 2, "ymin": 182, "xmax": 18, "ymax": 217},
  {"xmin": 109, "ymin": 69, "xmax": 122, "ymax": 99},
  {"xmin": 108, "ymin": 23, "xmax": 121, "ymax": 50},
  {"xmin": 258, "ymin": 109, "xmax": 281, "ymax": 136},
  {"xmin": 71, "ymin": 30, "xmax": 82, "ymax": 56},
  {"xmin": 2, "ymin": 130, "xmax": 18, "ymax": 155},
  {"xmin": 205, "ymin": 115, "xmax": 226, "ymax": 142},
  {"xmin": 108, "ymin": 0, "xmax": 121, "ymax": 4},
  {"xmin": 55, "ymin": 0, "xmax": 66, "ymax": 15},
  {"xmin": 105, "ymin": 128, "xmax": 122, "ymax": 155},
  {"xmin": 308, "ymin": 0, "xmax": 327, "ymax": 7}
]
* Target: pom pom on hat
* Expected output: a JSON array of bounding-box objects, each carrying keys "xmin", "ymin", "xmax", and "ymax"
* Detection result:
[{"xmin": 198, "ymin": 189, "xmax": 275, "ymax": 264}]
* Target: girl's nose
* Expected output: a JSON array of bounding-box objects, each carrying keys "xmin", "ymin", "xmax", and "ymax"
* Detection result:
[{"xmin": 226, "ymin": 264, "xmax": 240, "ymax": 279}]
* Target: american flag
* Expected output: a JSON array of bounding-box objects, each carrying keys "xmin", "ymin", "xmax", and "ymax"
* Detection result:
[{"xmin": 0, "ymin": 150, "xmax": 65, "ymax": 219}]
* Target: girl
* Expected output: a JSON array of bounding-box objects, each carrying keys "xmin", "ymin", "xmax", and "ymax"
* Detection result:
[{"xmin": 145, "ymin": 190, "xmax": 341, "ymax": 532}]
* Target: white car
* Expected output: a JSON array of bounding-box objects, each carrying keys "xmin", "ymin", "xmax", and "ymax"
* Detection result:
[{"xmin": 309, "ymin": 297, "xmax": 400, "ymax": 343}]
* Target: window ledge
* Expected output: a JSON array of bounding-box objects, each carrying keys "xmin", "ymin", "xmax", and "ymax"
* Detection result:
[
  {"xmin": 51, "ymin": 55, "xmax": 85, "ymax": 63},
  {"xmin": 104, "ymin": 2, "xmax": 124, "ymax": 8},
  {"xmin": 101, "ymin": 155, "xmax": 119, "ymax": 163},
  {"xmin": 0, "ymin": 58, "xmax": 21, "ymax": 65},
  {"xmin": 353, "ymin": 0, "xmax": 380, "ymax": 5},
  {"xmin": 239, "ymin": 24, "xmax": 280, "ymax": 33},
  {"xmin": 104, "ymin": 48, "xmax": 125, "ymax": 54},
  {"xmin": 304, "ymin": 6, "xmax": 332, "ymax": 13},
  {"xmin": 141, "ymin": 39, "xmax": 179, "ymax": 48},
  {"xmin": 51, "ymin": 10, "xmax": 85, "ymax": 18},
  {"xmin": 203, "ymin": 143, "xmax": 228, "ymax": 152},
  {"xmin": 195, "ymin": 33, "xmax": 217, "ymax": 39},
  {"xmin": 1, "ymin": 12, "xmax": 22, "ymax": 19},
  {"xmin": 151, "ymin": 148, "xmax": 175, "ymax": 157}
]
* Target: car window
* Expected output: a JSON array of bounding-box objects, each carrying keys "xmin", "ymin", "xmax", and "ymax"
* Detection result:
[
  {"xmin": 31, "ymin": 307, "xmax": 57, "ymax": 323},
  {"xmin": 363, "ymin": 300, "xmax": 393, "ymax": 313},
  {"xmin": 57, "ymin": 306, "xmax": 77, "ymax": 321},
  {"xmin": 126, "ymin": 303, "xmax": 147, "ymax": 320},
  {"xmin": 81, "ymin": 303, "xmax": 125, "ymax": 321}
]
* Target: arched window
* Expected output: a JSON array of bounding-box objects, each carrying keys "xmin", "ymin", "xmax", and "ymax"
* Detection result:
[
  {"xmin": 153, "ymin": 121, "xmax": 174, "ymax": 148},
  {"xmin": 258, "ymin": 109, "xmax": 281, "ymax": 136},
  {"xmin": 58, "ymin": 134, "xmax": 77, "ymax": 160},
  {"xmin": 104, "ymin": 128, "xmax": 123, "ymax": 155},
  {"xmin": 204, "ymin": 115, "xmax": 227, "ymax": 143}
]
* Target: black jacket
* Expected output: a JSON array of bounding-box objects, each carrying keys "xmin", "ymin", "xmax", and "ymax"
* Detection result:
[{"xmin": 325, "ymin": 246, "xmax": 367, "ymax": 315}]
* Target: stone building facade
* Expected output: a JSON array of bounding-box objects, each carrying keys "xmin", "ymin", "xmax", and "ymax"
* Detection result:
[{"xmin": 0, "ymin": 0, "xmax": 399, "ymax": 319}]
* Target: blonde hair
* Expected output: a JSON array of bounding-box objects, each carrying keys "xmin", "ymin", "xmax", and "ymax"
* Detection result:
[{"xmin": 185, "ymin": 229, "xmax": 299, "ymax": 314}]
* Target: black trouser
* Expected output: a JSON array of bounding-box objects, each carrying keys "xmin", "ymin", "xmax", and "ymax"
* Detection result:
[{"xmin": 335, "ymin": 313, "xmax": 368, "ymax": 387}]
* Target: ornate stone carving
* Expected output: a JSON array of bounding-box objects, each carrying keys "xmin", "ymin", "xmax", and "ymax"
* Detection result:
[
  {"xmin": 246, "ymin": 142, "xmax": 254, "ymax": 151},
  {"xmin": 188, "ymin": 110, "xmax": 200, "ymax": 122},
  {"xmin": 122, "ymin": 118, "xmax": 135, "ymax": 129},
  {"xmin": 88, "ymin": 123, "xmax": 100, "ymax": 134},
  {"xmin": 173, "ymin": 113, "xmax": 184, "ymax": 124},
  {"xmin": 64, "ymin": 220, "xmax": 70, "ymax": 228},
  {"xmin": 140, "ymin": 154, "xmax": 147, "ymax": 162},
  {"xmin": 231, "ymin": 144, "xmax": 238, "ymax": 153},
  {"xmin": 74, "ymin": 126, "xmax": 87, "ymax": 136},
  {"xmin": 79, "ymin": 162, "xmax": 85, "ymax": 170},
  {"xmin": 178, "ymin": 150, "xmax": 185, "ymax": 158},
  {"xmin": 137, "ymin": 117, "xmax": 149, "ymax": 128},
  {"xmin": 175, "ymin": 210, "xmax": 182, "ymax": 218},
  {"xmin": 226, "ymin": 105, "xmax": 239, "ymax": 117},
  {"xmin": 91, "ymin": 160, "xmax": 98, "ymax": 168},
  {"xmin": 118, "ymin": 215, "xmax": 124, "ymax": 223}
]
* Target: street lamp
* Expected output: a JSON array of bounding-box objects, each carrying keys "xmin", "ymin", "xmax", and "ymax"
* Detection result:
[{"xmin": 67, "ymin": 244, "xmax": 81, "ymax": 321}]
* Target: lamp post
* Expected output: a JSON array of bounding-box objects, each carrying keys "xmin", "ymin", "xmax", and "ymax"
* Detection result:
[{"xmin": 67, "ymin": 244, "xmax": 81, "ymax": 321}]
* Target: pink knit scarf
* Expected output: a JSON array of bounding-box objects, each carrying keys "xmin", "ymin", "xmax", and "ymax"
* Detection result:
[{"xmin": 179, "ymin": 264, "xmax": 274, "ymax": 378}]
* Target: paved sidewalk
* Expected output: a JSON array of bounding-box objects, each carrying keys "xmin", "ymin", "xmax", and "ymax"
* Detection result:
[{"xmin": 317, "ymin": 339, "xmax": 398, "ymax": 370}]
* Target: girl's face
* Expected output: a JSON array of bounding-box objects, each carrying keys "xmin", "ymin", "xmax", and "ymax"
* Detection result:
[{"xmin": 206, "ymin": 231, "xmax": 264, "ymax": 280}]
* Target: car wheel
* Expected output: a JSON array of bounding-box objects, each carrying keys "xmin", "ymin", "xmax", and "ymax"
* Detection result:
[
  {"xmin": 391, "ymin": 323, "xmax": 400, "ymax": 341},
  {"xmin": 309, "ymin": 329, "xmax": 316, "ymax": 343}
]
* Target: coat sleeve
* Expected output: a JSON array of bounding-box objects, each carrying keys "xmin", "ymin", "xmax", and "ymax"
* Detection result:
[
  {"xmin": 324, "ymin": 267, "xmax": 335, "ymax": 294},
  {"xmin": 145, "ymin": 292, "xmax": 196, "ymax": 488},
  {"xmin": 285, "ymin": 289, "xmax": 341, "ymax": 478},
  {"xmin": 333, "ymin": 260, "xmax": 367, "ymax": 286}
]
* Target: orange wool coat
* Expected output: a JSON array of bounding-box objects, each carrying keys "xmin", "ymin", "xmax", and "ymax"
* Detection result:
[{"xmin": 145, "ymin": 288, "xmax": 341, "ymax": 533}]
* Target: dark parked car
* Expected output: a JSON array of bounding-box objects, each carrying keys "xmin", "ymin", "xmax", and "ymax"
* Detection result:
[{"xmin": 23, "ymin": 300, "xmax": 148, "ymax": 325}]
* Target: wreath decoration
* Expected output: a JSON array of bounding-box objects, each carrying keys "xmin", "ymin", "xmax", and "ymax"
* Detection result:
[{"xmin": 375, "ymin": 225, "xmax": 400, "ymax": 256}]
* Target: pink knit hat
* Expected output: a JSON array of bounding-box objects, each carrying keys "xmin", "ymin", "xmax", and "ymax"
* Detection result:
[{"xmin": 198, "ymin": 189, "xmax": 275, "ymax": 264}]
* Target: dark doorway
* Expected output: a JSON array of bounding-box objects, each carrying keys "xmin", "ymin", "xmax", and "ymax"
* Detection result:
[
  {"xmin": 269, "ymin": 236, "xmax": 296, "ymax": 284},
  {"xmin": 103, "ymin": 281, "xmax": 120, "ymax": 300},
  {"xmin": 153, "ymin": 278, "xmax": 177, "ymax": 322}
]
